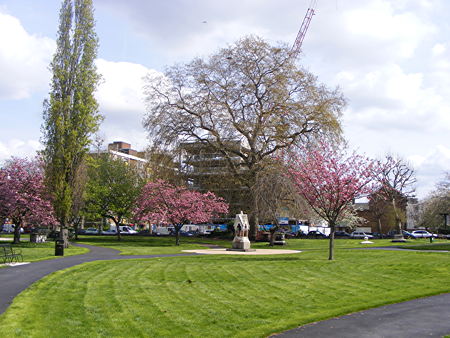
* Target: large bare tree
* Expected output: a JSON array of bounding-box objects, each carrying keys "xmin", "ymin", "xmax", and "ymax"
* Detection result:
[
  {"xmin": 377, "ymin": 155, "xmax": 416, "ymax": 238},
  {"xmin": 144, "ymin": 36, "xmax": 345, "ymax": 238}
]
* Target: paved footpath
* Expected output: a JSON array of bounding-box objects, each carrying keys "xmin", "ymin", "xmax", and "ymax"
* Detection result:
[
  {"xmin": 274, "ymin": 292, "xmax": 450, "ymax": 338},
  {"xmin": 0, "ymin": 243, "xmax": 198, "ymax": 315}
]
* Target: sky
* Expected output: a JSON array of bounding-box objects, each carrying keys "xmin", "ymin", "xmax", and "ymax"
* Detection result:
[{"xmin": 0, "ymin": 0, "xmax": 449, "ymax": 199}]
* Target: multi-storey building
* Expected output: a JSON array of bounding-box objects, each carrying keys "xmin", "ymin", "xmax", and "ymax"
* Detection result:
[
  {"xmin": 106, "ymin": 141, "xmax": 147, "ymax": 172},
  {"xmin": 179, "ymin": 140, "xmax": 250, "ymax": 222}
]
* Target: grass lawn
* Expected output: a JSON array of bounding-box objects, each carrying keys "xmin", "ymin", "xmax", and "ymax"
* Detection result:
[
  {"xmin": 0, "ymin": 238, "xmax": 449, "ymax": 337},
  {"xmin": 0, "ymin": 238, "xmax": 88, "ymax": 266},
  {"xmin": 401, "ymin": 242, "xmax": 450, "ymax": 251}
]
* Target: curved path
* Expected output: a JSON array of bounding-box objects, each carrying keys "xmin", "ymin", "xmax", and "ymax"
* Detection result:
[
  {"xmin": 274, "ymin": 292, "xmax": 450, "ymax": 337},
  {"xmin": 0, "ymin": 243, "xmax": 198, "ymax": 315}
]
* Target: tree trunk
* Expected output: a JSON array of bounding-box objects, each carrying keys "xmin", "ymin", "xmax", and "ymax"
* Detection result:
[
  {"xmin": 58, "ymin": 218, "xmax": 70, "ymax": 247},
  {"xmin": 269, "ymin": 229, "xmax": 276, "ymax": 247},
  {"xmin": 74, "ymin": 222, "xmax": 79, "ymax": 241},
  {"xmin": 377, "ymin": 218, "xmax": 382, "ymax": 236},
  {"xmin": 13, "ymin": 220, "xmax": 21, "ymax": 244},
  {"xmin": 249, "ymin": 194, "xmax": 259, "ymax": 241},
  {"xmin": 391, "ymin": 198, "xmax": 402, "ymax": 234},
  {"xmin": 328, "ymin": 224, "xmax": 335, "ymax": 261},
  {"xmin": 116, "ymin": 223, "xmax": 122, "ymax": 241},
  {"xmin": 175, "ymin": 229, "xmax": 180, "ymax": 246}
]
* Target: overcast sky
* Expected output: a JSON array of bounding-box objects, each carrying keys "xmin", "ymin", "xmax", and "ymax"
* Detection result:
[{"xmin": 0, "ymin": 0, "xmax": 449, "ymax": 199}]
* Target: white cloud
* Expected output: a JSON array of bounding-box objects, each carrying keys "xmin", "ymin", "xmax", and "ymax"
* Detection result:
[
  {"xmin": 95, "ymin": 59, "xmax": 162, "ymax": 150},
  {"xmin": 410, "ymin": 145, "xmax": 450, "ymax": 198},
  {"xmin": 338, "ymin": 63, "xmax": 446, "ymax": 133},
  {"xmin": 432, "ymin": 43, "xmax": 446, "ymax": 56},
  {"xmin": 0, "ymin": 139, "xmax": 41, "ymax": 162},
  {"xmin": 95, "ymin": 59, "xmax": 151, "ymax": 115},
  {"xmin": 343, "ymin": 1, "xmax": 433, "ymax": 59},
  {"xmin": 0, "ymin": 11, "xmax": 54, "ymax": 99}
]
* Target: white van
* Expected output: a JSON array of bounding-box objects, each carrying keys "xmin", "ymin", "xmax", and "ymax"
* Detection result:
[
  {"xmin": 109, "ymin": 225, "xmax": 137, "ymax": 234},
  {"xmin": 119, "ymin": 226, "xmax": 137, "ymax": 234}
]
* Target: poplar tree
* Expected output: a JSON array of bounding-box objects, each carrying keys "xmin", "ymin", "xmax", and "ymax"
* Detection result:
[{"xmin": 41, "ymin": 0, "xmax": 102, "ymax": 234}]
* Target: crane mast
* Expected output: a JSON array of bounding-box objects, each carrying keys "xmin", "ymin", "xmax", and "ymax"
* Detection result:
[{"xmin": 291, "ymin": 1, "xmax": 316, "ymax": 59}]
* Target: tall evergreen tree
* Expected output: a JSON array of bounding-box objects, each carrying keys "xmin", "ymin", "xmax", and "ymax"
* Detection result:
[{"xmin": 41, "ymin": 0, "xmax": 102, "ymax": 234}]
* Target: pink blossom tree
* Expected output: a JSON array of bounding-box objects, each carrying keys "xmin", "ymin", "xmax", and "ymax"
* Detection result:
[
  {"xmin": 286, "ymin": 142, "xmax": 380, "ymax": 260},
  {"xmin": 0, "ymin": 158, "xmax": 56, "ymax": 244},
  {"xmin": 134, "ymin": 180, "xmax": 229, "ymax": 245}
]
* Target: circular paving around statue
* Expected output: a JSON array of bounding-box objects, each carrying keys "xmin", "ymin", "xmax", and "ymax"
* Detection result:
[{"xmin": 182, "ymin": 248, "xmax": 301, "ymax": 255}]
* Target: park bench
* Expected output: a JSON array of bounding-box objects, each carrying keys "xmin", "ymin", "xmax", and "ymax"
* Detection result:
[{"xmin": 0, "ymin": 244, "xmax": 23, "ymax": 264}]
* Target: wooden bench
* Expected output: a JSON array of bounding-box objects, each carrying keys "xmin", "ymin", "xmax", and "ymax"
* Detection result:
[{"xmin": 0, "ymin": 244, "xmax": 23, "ymax": 264}]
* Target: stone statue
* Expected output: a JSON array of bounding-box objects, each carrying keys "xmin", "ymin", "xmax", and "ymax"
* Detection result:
[{"xmin": 228, "ymin": 211, "xmax": 254, "ymax": 251}]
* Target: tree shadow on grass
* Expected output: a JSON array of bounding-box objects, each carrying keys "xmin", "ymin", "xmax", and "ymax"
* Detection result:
[
  {"xmin": 215, "ymin": 255, "xmax": 330, "ymax": 262},
  {"xmin": 75, "ymin": 236, "xmax": 178, "ymax": 247}
]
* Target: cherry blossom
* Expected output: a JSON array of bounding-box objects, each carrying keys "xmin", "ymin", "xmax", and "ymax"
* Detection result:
[
  {"xmin": 134, "ymin": 180, "xmax": 228, "ymax": 245},
  {"xmin": 286, "ymin": 142, "xmax": 380, "ymax": 260},
  {"xmin": 0, "ymin": 157, "xmax": 56, "ymax": 243}
]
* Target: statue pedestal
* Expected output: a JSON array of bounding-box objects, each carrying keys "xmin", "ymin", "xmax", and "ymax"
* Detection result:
[
  {"xmin": 227, "ymin": 211, "xmax": 255, "ymax": 252},
  {"xmin": 227, "ymin": 236, "xmax": 255, "ymax": 252}
]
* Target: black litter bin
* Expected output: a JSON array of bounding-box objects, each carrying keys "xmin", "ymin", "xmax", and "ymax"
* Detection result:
[{"xmin": 55, "ymin": 239, "xmax": 64, "ymax": 256}]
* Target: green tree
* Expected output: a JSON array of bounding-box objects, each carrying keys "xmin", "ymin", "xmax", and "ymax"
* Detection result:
[
  {"xmin": 85, "ymin": 154, "xmax": 145, "ymax": 241},
  {"xmin": 144, "ymin": 36, "xmax": 345, "ymax": 238},
  {"xmin": 41, "ymin": 0, "xmax": 102, "ymax": 240}
]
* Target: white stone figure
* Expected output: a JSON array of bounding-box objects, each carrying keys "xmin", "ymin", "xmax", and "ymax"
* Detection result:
[{"xmin": 230, "ymin": 211, "xmax": 252, "ymax": 251}]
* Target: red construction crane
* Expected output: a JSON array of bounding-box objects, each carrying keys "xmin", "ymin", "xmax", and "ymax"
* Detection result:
[{"xmin": 291, "ymin": 0, "xmax": 317, "ymax": 59}]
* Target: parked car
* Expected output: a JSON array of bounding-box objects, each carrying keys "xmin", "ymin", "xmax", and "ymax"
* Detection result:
[
  {"xmin": 180, "ymin": 230, "xmax": 194, "ymax": 237},
  {"xmin": 350, "ymin": 231, "xmax": 374, "ymax": 239},
  {"xmin": 370, "ymin": 232, "xmax": 383, "ymax": 239},
  {"xmin": 307, "ymin": 231, "xmax": 328, "ymax": 239},
  {"xmin": 402, "ymin": 230, "xmax": 417, "ymax": 239},
  {"xmin": 296, "ymin": 231, "xmax": 307, "ymax": 238},
  {"xmin": 411, "ymin": 230, "xmax": 436, "ymax": 238},
  {"xmin": 102, "ymin": 229, "xmax": 117, "ymax": 235},
  {"xmin": 334, "ymin": 231, "xmax": 350, "ymax": 238},
  {"xmin": 84, "ymin": 227, "xmax": 99, "ymax": 235}
]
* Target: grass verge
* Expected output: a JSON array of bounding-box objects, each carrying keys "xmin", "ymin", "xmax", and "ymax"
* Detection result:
[{"xmin": 0, "ymin": 239, "xmax": 88, "ymax": 267}]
